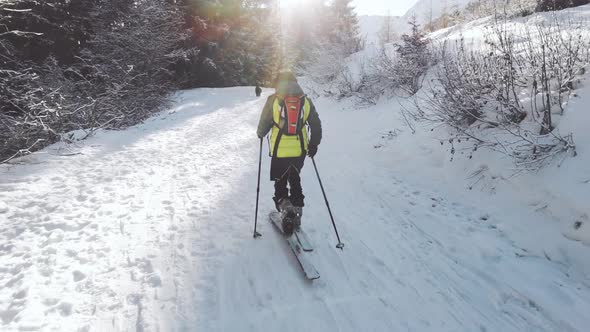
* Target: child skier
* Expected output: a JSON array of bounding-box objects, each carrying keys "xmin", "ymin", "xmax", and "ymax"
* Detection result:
[{"xmin": 256, "ymin": 72, "xmax": 322, "ymax": 233}]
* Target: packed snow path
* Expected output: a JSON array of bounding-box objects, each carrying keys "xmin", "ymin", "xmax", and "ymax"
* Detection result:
[{"xmin": 1, "ymin": 88, "xmax": 589, "ymax": 331}]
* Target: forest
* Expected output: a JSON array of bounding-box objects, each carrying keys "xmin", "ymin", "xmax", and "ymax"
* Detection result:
[{"xmin": 0, "ymin": 0, "xmax": 361, "ymax": 162}]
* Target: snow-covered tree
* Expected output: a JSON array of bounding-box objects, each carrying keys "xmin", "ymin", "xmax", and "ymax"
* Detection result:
[
  {"xmin": 394, "ymin": 17, "xmax": 430, "ymax": 94},
  {"xmin": 324, "ymin": 0, "xmax": 362, "ymax": 55},
  {"xmin": 173, "ymin": 0, "xmax": 281, "ymax": 87},
  {"xmin": 1, "ymin": 0, "xmax": 284, "ymax": 161},
  {"xmin": 279, "ymin": 0, "xmax": 327, "ymax": 69},
  {"xmin": 74, "ymin": 0, "xmax": 187, "ymax": 128},
  {"xmin": 217, "ymin": 0, "xmax": 281, "ymax": 86},
  {"xmin": 536, "ymin": 0, "xmax": 590, "ymax": 12},
  {"xmin": 0, "ymin": 0, "xmax": 189, "ymax": 161},
  {"xmin": 0, "ymin": 0, "xmax": 102, "ymax": 161}
]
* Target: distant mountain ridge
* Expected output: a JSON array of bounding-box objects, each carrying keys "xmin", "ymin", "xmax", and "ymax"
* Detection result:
[
  {"xmin": 358, "ymin": 0, "xmax": 474, "ymax": 45},
  {"xmin": 404, "ymin": 0, "xmax": 473, "ymax": 24}
]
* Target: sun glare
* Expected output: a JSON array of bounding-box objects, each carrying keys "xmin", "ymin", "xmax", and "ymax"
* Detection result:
[{"xmin": 280, "ymin": 0, "xmax": 308, "ymax": 9}]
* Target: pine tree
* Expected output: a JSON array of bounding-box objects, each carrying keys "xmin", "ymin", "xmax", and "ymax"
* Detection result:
[
  {"xmin": 0, "ymin": 0, "xmax": 101, "ymax": 65},
  {"xmin": 536, "ymin": 0, "xmax": 589, "ymax": 12},
  {"xmin": 281, "ymin": 0, "xmax": 327, "ymax": 69},
  {"xmin": 213, "ymin": 0, "xmax": 281, "ymax": 86},
  {"xmin": 1, "ymin": 0, "xmax": 284, "ymax": 160},
  {"xmin": 0, "ymin": 0, "xmax": 105, "ymax": 160},
  {"xmin": 394, "ymin": 16, "xmax": 430, "ymax": 94},
  {"xmin": 251, "ymin": 1, "xmax": 281, "ymax": 85},
  {"xmin": 72, "ymin": 0, "xmax": 186, "ymax": 127},
  {"xmin": 325, "ymin": 0, "xmax": 362, "ymax": 55},
  {"xmin": 173, "ymin": 0, "xmax": 280, "ymax": 87}
]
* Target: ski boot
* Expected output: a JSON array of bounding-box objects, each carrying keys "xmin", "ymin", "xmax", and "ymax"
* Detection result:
[
  {"xmin": 291, "ymin": 206, "xmax": 302, "ymax": 230},
  {"xmin": 274, "ymin": 196, "xmax": 290, "ymax": 212},
  {"xmin": 281, "ymin": 209, "xmax": 297, "ymax": 236},
  {"xmin": 281, "ymin": 206, "xmax": 303, "ymax": 235},
  {"xmin": 278, "ymin": 197, "xmax": 291, "ymax": 212},
  {"xmin": 276, "ymin": 198, "xmax": 299, "ymax": 235}
]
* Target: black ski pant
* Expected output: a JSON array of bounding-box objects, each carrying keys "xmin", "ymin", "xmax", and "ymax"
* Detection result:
[{"xmin": 274, "ymin": 166, "xmax": 305, "ymax": 207}]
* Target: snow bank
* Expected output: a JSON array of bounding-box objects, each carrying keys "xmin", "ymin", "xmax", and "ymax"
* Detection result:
[
  {"xmin": 324, "ymin": 4, "xmax": 590, "ymax": 274},
  {"xmin": 422, "ymin": 4, "xmax": 590, "ymax": 246},
  {"xmin": 304, "ymin": 1, "xmax": 590, "ymax": 282},
  {"xmin": 429, "ymin": 3, "xmax": 590, "ymax": 43}
]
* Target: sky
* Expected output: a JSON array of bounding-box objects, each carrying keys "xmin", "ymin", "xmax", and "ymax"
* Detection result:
[
  {"xmin": 352, "ymin": 0, "xmax": 418, "ymax": 16},
  {"xmin": 280, "ymin": 0, "xmax": 419, "ymax": 17}
]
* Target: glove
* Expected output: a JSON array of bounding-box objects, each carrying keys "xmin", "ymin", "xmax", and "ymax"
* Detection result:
[{"xmin": 307, "ymin": 144, "xmax": 318, "ymax": 158}]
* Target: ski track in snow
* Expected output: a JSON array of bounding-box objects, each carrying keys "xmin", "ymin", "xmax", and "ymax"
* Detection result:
[{"xmin": 0, "ymin": 87, "xmax": 589, "ymax": 331}]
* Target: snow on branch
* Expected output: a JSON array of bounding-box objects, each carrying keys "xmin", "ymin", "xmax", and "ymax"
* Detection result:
[
  {"xmin": 0, "ymin": 0, "xmax": 187, "ymax": 163},
  {"xmin": 411, "ymin": 13, "xmax": 588, "ymax": 170}
]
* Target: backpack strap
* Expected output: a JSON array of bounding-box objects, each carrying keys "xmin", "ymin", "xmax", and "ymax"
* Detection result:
[
  {"xmin": 272, "ymin": 130, "xmax": 284, "ymax": 159},
  {"xmin": 272, "ymin": 97, "xmax": 285, "ymax": 130},
  {"xmin": 297, "ymin": 97, "xmax": 306, "ymax": 154},
  {"xmin": 272, "ymin": 95, "xmax": 307, "ymax": 159}
]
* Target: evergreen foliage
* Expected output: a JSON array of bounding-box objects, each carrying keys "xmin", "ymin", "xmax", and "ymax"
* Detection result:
[
  {"xmin": 536, "ymin": 0, "xmax": 589, "ymax": 12},
  {"xmin": 325, "ymin": 0, "xmax": 362, "ymax": 55},
  {"xmin": 394, "ymin": 17, "xmax": 430, "ymax": 94},
  {"xmin": 0, "ymin": 0, "xmax": 282, "ymax": 161},
  {"xmin": 289, "ymin": 0, "xmax": 363, "ymax": 76}
]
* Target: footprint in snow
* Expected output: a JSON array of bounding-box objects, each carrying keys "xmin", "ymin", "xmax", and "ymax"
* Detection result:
[
  {"xmin": 0, "ymin": 201, "xmax": 9, "ymax": 214},
  {"xmin": 42, "ymin": 298, "xmax": 59, "ymax": 306},
  {"xmin": 73, "ymin": 270, "xmax": 86, "ymax": 282},
  {"xmin": 56, "ymin": 303, "xmax": 74, "ymax": 317}
]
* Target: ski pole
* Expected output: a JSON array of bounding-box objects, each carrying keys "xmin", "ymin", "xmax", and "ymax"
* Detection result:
[
  {"xmin": 311, "ymin": 157, "xmax": 344, "ymax": 250},
  {"xmin": 253, "ymin": 137, "xmax": 263, "ymax": 238}
]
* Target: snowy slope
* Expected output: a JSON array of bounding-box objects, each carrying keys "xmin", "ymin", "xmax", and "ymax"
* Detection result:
[
  {"xmin": 358, "ymin": 0, "xmax": 474, "ymax": 46},
  {"xmin": 358, "ymin": 15, "xmax": 387, "ymax": 46},
  {"xmin": 358, "ymin": 15, "xmax": 405, "ymax": 46},
  {"xmin": 404, "ymin": 0, "xmax": 473, "ymax": 24},
  {"xmin": 2, "ymin": 85, "xmax": 590, "ymax": 331},
  {"xmin": 421, "ymin": 4, "xmax": 590, "ymax": 246}
]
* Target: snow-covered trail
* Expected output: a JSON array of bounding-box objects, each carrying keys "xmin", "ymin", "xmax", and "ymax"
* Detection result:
[
  {"xmin": 1, "ymin": 87, "xmax": 589, "ymax": 331},
  {"xmin": 0, "ymin": 88, "xmax": 264, "ymax": 331}
]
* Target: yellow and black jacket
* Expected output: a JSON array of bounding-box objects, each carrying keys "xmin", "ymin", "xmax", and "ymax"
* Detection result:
[{"xmin": 257, "ymin": 81, "xmax": 322, "ymax": 159}]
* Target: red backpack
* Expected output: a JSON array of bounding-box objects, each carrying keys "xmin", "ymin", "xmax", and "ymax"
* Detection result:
[
  {"xmin": 279, "ymin": 94, "xmax": 305, "ymax": 136},
  {"xmin": 271, "ymin": 94, "xmax": 307, "ymax": 158}
]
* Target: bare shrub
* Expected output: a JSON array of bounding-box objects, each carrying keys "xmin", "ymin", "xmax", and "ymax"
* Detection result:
[{"xmin": 411, "ymin": 14, "xmax": 588, "ymax": 170}]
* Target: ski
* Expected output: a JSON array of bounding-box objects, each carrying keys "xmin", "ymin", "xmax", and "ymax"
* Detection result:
[
  {"xmin": 294, "ymin": 229, "xmax": 314, "ymax": 252},
  {"xmin": 285, "ymin": 236, "xmax": 320, "ymax": 280},
  {"xmin": 269, "ymin": 212, "xmax": 320, "ymax": 280},
  {"xmin": 269, "ymin": 211, "xmax": 314, "ymax": 251}
]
